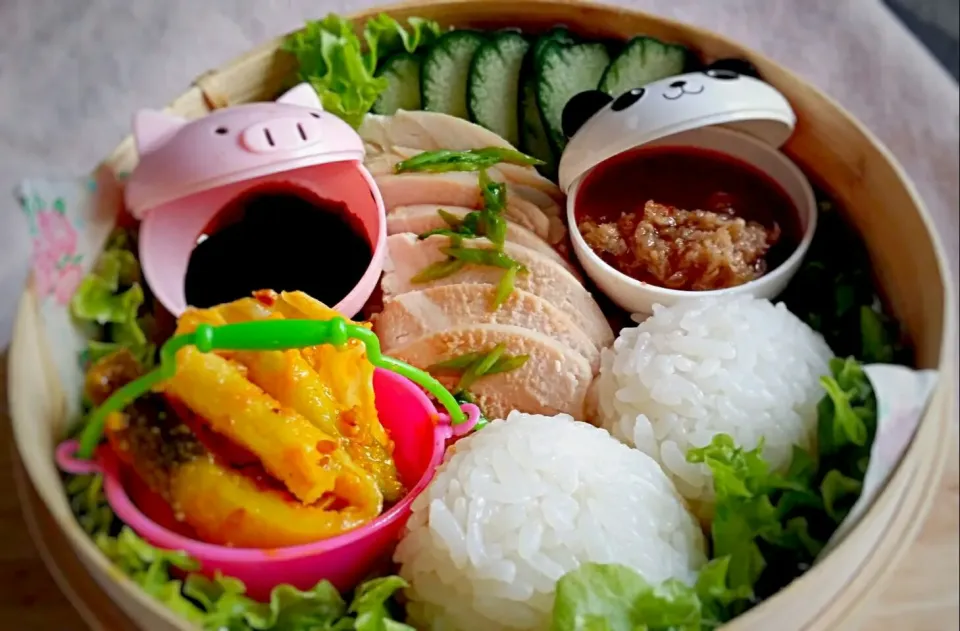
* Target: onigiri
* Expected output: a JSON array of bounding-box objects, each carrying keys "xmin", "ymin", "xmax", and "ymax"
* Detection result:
[
  {"xmin": 394, "ymin": 411, "xmax": 706, "ymax": 631},
  {"xmin": 591, "ymin": 295, "xmax": 833, "ymax": 517}
]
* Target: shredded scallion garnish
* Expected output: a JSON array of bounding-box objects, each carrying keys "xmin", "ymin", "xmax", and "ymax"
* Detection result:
[
  {"xmin": 394, "ymin": 147, "xmax": 543, "ymax": 174},
  {"xmin": 413, "ymin": 163, "xmax": 528, "ymax": 306},
  {"xmin": 427, "ymin": 343, "xmax": 530, "ymax": 393}
]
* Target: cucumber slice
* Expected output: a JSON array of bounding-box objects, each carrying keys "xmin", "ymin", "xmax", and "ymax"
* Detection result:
[
  {"xmin": 371, "ymin": 53, "xmax": 423, "ymax": 115},
  {"xmin": 533, "ymin": 27, "xmax": 576, "ymax": 58},
  {"xmin": 421, "ymin": 30, "xmax": 486, "ymax": 118},
  {"xmin": 518, "ymin": 29, "xmax": 579, "ymax": 178},
  {"xmin": 519, "ymin": 75, "xmax": 555, "ymax": 177},
  {"xmin": 467, "ymin": 33, "xmax": 530, "ymax": 146},
  {"xmin": 535, "ymin": 41, "xmax": 611, "ymax": 154},
  {"xmin": 599, "ymin": 36, "xmax": 687, "ymax": 96}
]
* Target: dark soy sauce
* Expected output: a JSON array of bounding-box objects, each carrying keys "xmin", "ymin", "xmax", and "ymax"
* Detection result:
[{"xmin": 184, "ymin": 189, "xmax": 372, "ymax": 312}]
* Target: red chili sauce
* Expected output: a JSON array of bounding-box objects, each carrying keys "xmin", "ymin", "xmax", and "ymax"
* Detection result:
[{"xmin": 574, "ymin": 145, "xmax": 802, "ymax": 291}]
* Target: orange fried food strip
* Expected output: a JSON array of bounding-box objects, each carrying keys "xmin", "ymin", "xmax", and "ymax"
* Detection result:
[
  {"xmin": 171, "ymin": 456, "xmax": 379, "ymax": 548},
  {"xmin": 85, "ymin": 348, "xmax": 145, "ymax": 406},
  {"xmin": 276, "ymin": 292, "xmax": 403, "ymax": 501},
  {"xmin": 104, "ymin": 396, "xmax": 380, "ymax": 548},
  {"xmin": 159, "ymin": 345, "xmax": 372, "ymax": 506},
  {"xmin": 198, "ymin": 291, "xmax": 404, "ymax": 502},
  {"xmin": 195, "ymin": 299, "xmax": 343, "ymax": 439}
]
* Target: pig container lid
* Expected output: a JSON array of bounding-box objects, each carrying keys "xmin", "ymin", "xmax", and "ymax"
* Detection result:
[
  {"xmin": 557, "ymin": 69, "xmax": 797, "ymax": 193},
  {"xmin": 124, "ymin": 83, "xmax": 366, "ymax": 219}
]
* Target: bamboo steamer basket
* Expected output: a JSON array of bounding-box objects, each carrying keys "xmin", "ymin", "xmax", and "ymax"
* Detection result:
[{"xmin": 7, "ymin": 1, "xmax": 956, "ymax": 630}]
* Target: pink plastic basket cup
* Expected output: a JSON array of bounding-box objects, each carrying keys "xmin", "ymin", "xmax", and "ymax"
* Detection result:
[{"xmin": 58, "ymin": 368, "xmax": 479, "ymax": 600}]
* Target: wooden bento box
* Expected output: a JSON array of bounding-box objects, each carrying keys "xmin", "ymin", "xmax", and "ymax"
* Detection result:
[{"xmin": 7, "ymin": 1, "xmax": 956, "ymax": 630}]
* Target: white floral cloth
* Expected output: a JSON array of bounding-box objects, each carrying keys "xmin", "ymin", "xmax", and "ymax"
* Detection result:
[{"xmin": 14, "ymin": 169, "xmax": 123, "ymax": 421}]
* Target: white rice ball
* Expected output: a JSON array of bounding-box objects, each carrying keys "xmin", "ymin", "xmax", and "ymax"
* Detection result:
[
  {"xmin": 593, "ymin": 295, "xmax": 833, "ymax": 516},
  {"xmin": 394, "ymin": 412, "xmax": 706, "ymax": 631}
]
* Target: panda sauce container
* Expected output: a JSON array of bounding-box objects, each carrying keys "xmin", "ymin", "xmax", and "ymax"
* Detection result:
[{"xmin": 559, "ymin": 70, "xmax": 818, "ymax": 315}]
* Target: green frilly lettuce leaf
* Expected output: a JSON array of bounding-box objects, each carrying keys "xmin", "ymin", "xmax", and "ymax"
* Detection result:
[
  {"xmin": 70, "ymin": 230, "xmax": 154, "ymax": 366},
  {"xmin": 551, "ymin": 357, "xmax": 878, "ymax": 629},
  {"xmin": 687, "ymin": 357, "xmax": 877, "ymax": 613},
  {"xmin": 64, "ymin": 472, "xmax": 410, "ymax": 630},
  {"xmin": 551, "ymin": 559, "xmax": 750, "ymax": 631},
  {"xmin": 282, "ymin": 14, "xmax": 442, "ymax": 128}
]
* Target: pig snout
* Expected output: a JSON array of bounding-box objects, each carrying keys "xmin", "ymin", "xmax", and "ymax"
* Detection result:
[{"xmin": 241, "ymin": 116, "xmax": 323, "ymax": 153}]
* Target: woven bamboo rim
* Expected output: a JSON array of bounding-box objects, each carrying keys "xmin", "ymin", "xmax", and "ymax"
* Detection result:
[{"xmin": 9, "ymin": 1, "xmax": 957, "ymax": 630}]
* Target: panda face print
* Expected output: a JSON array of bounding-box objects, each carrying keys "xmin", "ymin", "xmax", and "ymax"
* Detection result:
[
  {"xmin": 557, "ymin": 61, "xmax": 795, "ymax": 193},
  {"xmin": 611, "ymin": 87, "xmax": 646, "ymax": 111},
  {"xmin": 662, "ymin": 78, "xmax": 705, "ymax": 101},
  {"xmin": 661, "ymin": 69, "xmax": 743, "ymax": 100},
  {"xmin": 561, "ymin": 67, "xmax": 761, "ymax": 138}
]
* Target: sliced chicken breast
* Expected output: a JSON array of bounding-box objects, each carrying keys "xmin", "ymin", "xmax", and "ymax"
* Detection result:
[
  {"xmin": 374, "ymin": 285, "xmax": 600, "ymax": 371},
  {"xmin": 366, "ymin": 150, "xmax": 564, "ymax": 219},
  {"xmin": 383, "ymin": 233, "xmax": 614, "ymax": 349},
  {"xmin": 506, "ymin": 183, "xmax": 563, "ymax": 217},
  {"xmin": 387, "ymin": 205, "xmax": 576, "ymax": 275},
  {"xmin": 388, "ymin": 323, "xmax": 593, "ymax": 419},
  {"xmin": 374, "ymin": 172, "xmax": 564, "ymax": 244},
  {"xmin": 363, "ymin": 150, "xmax": 414, "ymax": 176},
  {"xmin": 360, "ymin": 110, "xmax": 562, "ymax": 203},
  {"xmin": 361, "ymin": 110, "xmax": 514, "ymax": 153}
]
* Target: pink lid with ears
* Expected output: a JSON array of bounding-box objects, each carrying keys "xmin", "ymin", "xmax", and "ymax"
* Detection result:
[
  {"xmin": 125, "ymin": 84, "xmax": 365, "ymax": 218},
  {"xmin": 125, "ymin": 83, "xmax": 386, "ymax": 317}
]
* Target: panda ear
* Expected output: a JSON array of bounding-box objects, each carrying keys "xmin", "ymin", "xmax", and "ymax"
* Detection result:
[
  {"xmin": 705, "ymin": 58, "xmax": 761, "ymax": 79},
  {"xmin": 562, "ymin": 90, "xmax": 614, "ymax": 138}
]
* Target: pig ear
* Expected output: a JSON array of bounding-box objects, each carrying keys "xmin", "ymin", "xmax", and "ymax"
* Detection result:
[
  {"xmin": 133, "ymin": 110, "xmax": 187, "ymax": 155},
  {"xmin": 277, "ymin": 83, "xmax": 324, "ymax": 110}
]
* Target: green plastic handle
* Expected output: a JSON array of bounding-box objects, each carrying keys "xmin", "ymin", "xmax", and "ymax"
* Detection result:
[{"xmin": 77, "ymin": 317, "xmax": 467, "ymax": 459}]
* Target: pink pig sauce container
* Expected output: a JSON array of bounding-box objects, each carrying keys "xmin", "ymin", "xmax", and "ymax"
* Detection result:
[
  {"xmin": 66, "ymin": 83, "xmax": 458, "ymax": 599},
  {"xmin": 125, "ymin": 83, "xmax": 387, "ymax": 318}
]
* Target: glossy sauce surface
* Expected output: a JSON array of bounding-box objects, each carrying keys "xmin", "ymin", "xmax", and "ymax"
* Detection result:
[
  {"xmin": 185, "ymin": 189, "xmax": 372, "ymax": 313},
  {"xmin": 575, "ymin": 145, "xmax": 801, "ymax": 290}
]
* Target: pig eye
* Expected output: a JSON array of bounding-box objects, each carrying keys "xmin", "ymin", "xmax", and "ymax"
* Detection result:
[
  {"xmin": 310, "ymin": 112, "xmax": 321, "ymax": 118},
  {"xmin": 215, "ymin": 127, "xmax": 229, "ymax": 135}
]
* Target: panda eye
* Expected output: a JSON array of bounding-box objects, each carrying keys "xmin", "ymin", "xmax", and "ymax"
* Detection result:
[
  {"xmin": 611, "ymin": 87, "xmax": 646, "ymax": 111},
  {"xmin": 706, "ymin": 69, "xmax": 739, "ymax": 80}
]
